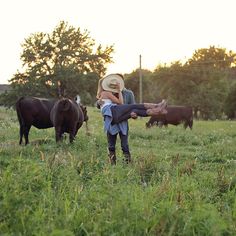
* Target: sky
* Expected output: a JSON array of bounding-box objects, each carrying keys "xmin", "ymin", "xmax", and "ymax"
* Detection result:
[{"xmin": 0, "ymin": 0, "xmax": 236, "ymax": 84}]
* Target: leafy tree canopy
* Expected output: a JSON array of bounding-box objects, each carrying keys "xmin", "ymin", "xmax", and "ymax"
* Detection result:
[
  {"xmin": 224, "ymin": 82, "xmax": 236, "ymax": 119},
  {"xmin": 130, "ymin": 46, "xmax": 236, "ymax": 119},
  {"xmin": 2, "ymin": 21, "xmax": 114, "ymax": 106},
  {"xmin": 187, "ymin": 46, "xmax": 236, "ymax": 69}
]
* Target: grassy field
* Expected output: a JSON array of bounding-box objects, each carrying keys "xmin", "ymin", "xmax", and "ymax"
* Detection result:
[{"xmin": 0, "ymin": 106, "xmax": 236, "ymax": 235}]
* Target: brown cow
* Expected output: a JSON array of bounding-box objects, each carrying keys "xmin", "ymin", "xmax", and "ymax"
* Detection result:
[
  {"xmin": 50, "ymin": 97, "xmax": 88, "ymax": 143},
  {"xmin": 16, "ymin": 96, "xmax": 88, "ymax": 145},
  {"xmin": 146, "ymin": 105, "xmax": 193, "ymax": 129}
]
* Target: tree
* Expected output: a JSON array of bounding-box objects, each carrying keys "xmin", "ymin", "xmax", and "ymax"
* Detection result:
[
  {"xmin": 224, "ymin": 82, "xmax": 236, "ymax": 119},
  {"xmin": 1, "ymin": 21, "xmax": 114, "ymax": 106},
  {"xmin": 185, "ymin": 46, "xmax": 235, "ymax": 118},
  {"xmin": 188, "ymin": 46, "xmax": 236, "ymax": 69},
  {"xmin": 150, "ymin": 61, "xmax": 197, "ymax": 105},
  {"xmin": 144, "ymin": 47, "xmax": 235, "ymax": 119},
  {"xmin": 124, "ymin": 69, "xmax": 151, "ymax": 103}
]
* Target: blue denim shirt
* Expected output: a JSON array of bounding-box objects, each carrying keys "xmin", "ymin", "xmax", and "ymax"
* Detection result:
[
  {"xmin": 101, "ymin": 104, "xmax": 128, "ymax": 135},
  {"xmin": 122, "ymin": 88, "xmax": 135, "ymax": 104}
]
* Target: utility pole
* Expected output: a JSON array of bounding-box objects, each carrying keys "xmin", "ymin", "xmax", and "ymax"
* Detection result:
[{"xmin": 139, "ymin": 54, "xmax": 143, "ymax": 103}]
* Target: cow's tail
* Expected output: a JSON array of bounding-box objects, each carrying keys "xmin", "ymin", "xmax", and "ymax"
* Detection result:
[
  {"xmin": 58, "ymin": 98, "xmax": 71, "ymax": 111},
  {"xmin": 189, "ymin": 107, "xmax": 193, "ymax": 129},
  {"xmin": 15, "ymin": 97, "xmax": 25, "ymax": 126},
  {"xmin": 16, "ymin": 97, "xmax": 25, "ymax": 144},
  {"xmin": 189, "ymin": 117, "xmax": 193, "ymax": 129}
]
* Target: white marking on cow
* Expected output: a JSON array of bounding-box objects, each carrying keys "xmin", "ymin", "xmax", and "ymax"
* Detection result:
[{"xmin": 75, "ymin": 95, "xmax": 81, "ymax": 105}]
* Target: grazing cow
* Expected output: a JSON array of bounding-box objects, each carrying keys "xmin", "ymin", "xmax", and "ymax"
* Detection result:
[
  {"xmin": 146, "ymin": 106, "xmax": 193, "ymax": 129},
  {"xmin": 50, "ymin": 97, "xmax": 88, "ymax": 143},
  {"xmin": 16, "ymin": 97, "xmax": 57, "ymax": 145},
  {"xmin": 16, "ymin": 96, "xmax": 88, "ymax": 145}
]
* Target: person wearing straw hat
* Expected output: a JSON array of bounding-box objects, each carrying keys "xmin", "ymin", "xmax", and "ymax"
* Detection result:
[
  {"xmin": 97, "ymin": 73, "xmax": 167, "ymax": 165},
  {"xmin": 97, "ymin": 73, "xmax": 136, "ymax": 164}
]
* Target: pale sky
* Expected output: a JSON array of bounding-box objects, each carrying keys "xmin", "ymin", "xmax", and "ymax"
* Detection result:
[{"xmin": 0, "ymin": 0, "xmax": 236, "ymax": 84}]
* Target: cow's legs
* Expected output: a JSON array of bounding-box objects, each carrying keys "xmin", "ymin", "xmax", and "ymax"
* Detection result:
[
  {"xmin": 189, "ymin": 119, "xmax": 193, "ymax": 129},
  {"xmin": 183, "ymin": 122, "xmax": 187, "ymax": 129},
  {"xmin": 19, "ymin": 125, "xmax": 23, "ymax": 145},
  {"xmin": 55, "ymin": 127, "xmax": 63, "ymax": 142},
  {"xmin": 23, "ymin": 125, "xmax": 31, "ymax": 145},
  {"xmin": 69, "ymin": 129, "xmax": 76, "ymax": 143},
  {"xmin": 69, "ymin": 126, "xmax": 77, "ymax": 143},
  {"xmin": 69, "ymin": 133, "xmax": 75, "ymax": 143}
]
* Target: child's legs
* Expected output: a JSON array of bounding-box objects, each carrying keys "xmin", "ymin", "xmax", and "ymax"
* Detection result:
[
  {"xmin": 132, "ymin": 109, "xmax": 148, "ymax": 117},
  {"xmin": 116, "ymin": 109, "xmax": 148, "ymax": 122},
  {"xmin": 111, "ymin": 104, "xmax": 146, "ymax": 123},
  {"xmin": 115, "ymin": 104, "xmax": 145, "ymax": 114}
]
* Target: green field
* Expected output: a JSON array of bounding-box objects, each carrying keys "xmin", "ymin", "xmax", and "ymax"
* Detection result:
[{"xmin": 0, "ymin": 107, "xmax": 236, "ymax": 235}]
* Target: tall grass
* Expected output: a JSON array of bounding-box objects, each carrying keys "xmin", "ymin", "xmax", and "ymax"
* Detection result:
[{"xmin": 0, "ymin": 107, "xmax": 235, "ymax": 235}]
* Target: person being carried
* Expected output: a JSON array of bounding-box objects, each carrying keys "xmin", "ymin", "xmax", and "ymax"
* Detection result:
[
  {"xmin": 97, "ymin": 73, "xmax": 137, "ymax": 164},
  {"xmin": 97, "ymin": 74, "xmax": 167, "ymax": 165}
]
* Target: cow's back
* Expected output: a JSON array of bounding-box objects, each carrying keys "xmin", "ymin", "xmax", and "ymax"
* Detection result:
[
  {"xmin": 146, "ymin": 105, "xmax": 193, "ymax": 128},
  {"xmin": 50, "ymin": 98, "xmax": 85, "ymax": 142},
  {"xmin": 50, "ymin": 98, "xmax": 84, "ymax": 131},
  {"xmin": 16, "ymin": 97, "xmax": 56, "ymax": 129},
  {"xmin": 166, "ymin": 106, "xmax": 193, "ymax": 128},
  {"xmin": 166, "ymin": 106, "xmax": 192, "ymax": 120}
]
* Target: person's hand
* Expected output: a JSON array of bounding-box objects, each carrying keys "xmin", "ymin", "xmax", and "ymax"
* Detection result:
[
  {"xmin": 131, "ymin": 112, "xmax": 138, "ymax": 119},
  {"xmin": 97, "ymin": 99, "xmax": 104, "ymax": 106}
]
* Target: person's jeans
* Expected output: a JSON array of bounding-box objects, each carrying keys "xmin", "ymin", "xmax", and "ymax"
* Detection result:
[
  {"xmin": 111, "ymin": 104, "xmax": 147, "ymax": 124},
  {"xmin": 107, "ymin": 131, "xmax": 130, "ymax": 155}
]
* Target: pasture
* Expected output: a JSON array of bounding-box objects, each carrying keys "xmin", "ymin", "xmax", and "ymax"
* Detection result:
[{"xmin": 0, "ymin": 106, "xmax": 236, "ymax": 235}]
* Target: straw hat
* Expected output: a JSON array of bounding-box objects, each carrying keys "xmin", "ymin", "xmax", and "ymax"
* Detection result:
[{"xmin": 101, "ymin": 74, "xmax": 124, "ymax": 93}]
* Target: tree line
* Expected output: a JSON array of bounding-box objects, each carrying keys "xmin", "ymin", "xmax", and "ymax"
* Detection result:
[{"xmin": 1, "ymin": 21, "xmax": 236, "ymax": 119}]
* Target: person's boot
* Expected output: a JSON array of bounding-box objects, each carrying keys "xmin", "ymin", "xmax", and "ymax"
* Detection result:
[
  {"xmin": 123, "ymin": 153, "xmax": 132, "ymax": 164},
  {"xmin": 146, "ymin": 107, "xmax": 168, "ymax": 116},
  {"xmin": 158, "ymin": 99, "xmax": 167, "ymax": 110},
  {"xmin": 144, "ymin": 100, "xmax": 167, "ymax": 109},
  {"xmin": 108, "ymin": 151, "xmax": 116, "ymax": 165}
]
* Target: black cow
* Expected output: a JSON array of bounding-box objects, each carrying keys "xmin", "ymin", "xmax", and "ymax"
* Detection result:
[
  {"xmin": 16, "ymin": 96, "xmax": 88, "ymax": 145},
  {"xmin": 50, "ymin": 97, "xmax": 88, "ymax": 143},
  {"xmin": 146, "ymin": 106, "xmax": 193, "ymax": 129}
]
